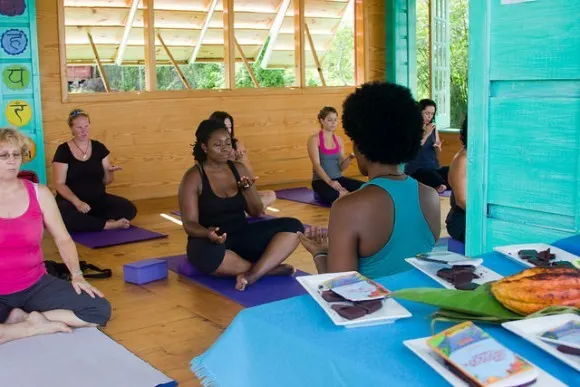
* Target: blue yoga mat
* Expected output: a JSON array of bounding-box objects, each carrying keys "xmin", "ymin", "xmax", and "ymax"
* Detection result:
[{"xmin": 164, "ymin": 255, "xmax": 308, "ymax": 308}]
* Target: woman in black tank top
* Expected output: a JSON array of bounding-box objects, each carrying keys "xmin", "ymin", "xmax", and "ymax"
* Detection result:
[{"xmin": 178, "ymin": 120, "xmax": 304, "ymax": 291}]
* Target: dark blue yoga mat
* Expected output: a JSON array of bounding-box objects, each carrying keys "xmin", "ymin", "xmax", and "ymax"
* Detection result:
[
  {"xmin": 70, "ymin": 226, "xmax": 168, "ymax": 249},
  {"xmin": 165, "ymin": 255, "xmax": 308, "ymax": 308}
]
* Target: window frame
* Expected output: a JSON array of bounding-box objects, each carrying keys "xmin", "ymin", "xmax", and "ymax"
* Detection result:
[
  {"xmin": 57, "ymin": 0, "xmax": 366, "ymax": 103},
  {"xmin": 428, "ymin": 0, "xmax": 451, "ymax": 129}
]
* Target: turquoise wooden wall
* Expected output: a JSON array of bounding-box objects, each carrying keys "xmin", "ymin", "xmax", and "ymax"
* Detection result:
[
  {"xmin": 466, "ymin": 0, "xmax": 580, "ymax": 255},
  {"xmin": 385, "ymin": 0, "xmax": 417, "ymax": 97},
  {"xmin": 0, "ymin": 0, "xmax": 46, "ymax": 183}
]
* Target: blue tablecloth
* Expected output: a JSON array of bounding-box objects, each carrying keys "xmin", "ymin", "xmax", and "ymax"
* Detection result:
[
  {"xmin": 191, "ymin": 252, "xmax": 578, "ymax": 386},
  {"xmin": 553, "ymin": 234, "xmax": 580, "ymax": 257}
]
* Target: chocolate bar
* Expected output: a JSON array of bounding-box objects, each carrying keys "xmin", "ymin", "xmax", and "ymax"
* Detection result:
[
  {"xmin": 556, "ymin": 344, "xmax": 580, "ymax": 356},
  {"xmin": 331, "ymin": 304, "xmax": 367, "ymax": 320},
  {"xmin": 436, "ymin": 266, "xmax": 480, "ymax": 290},
  {"xmin": 321, "ymin": 290, "xmax": 347, "ymax": 303},
  {"xmin": 518, "ymin": 249, "xmax": 538, "ymax": 260},
  {"xmin": 329, "ymin": 299, "xmax": 383, "ymax": 320}
]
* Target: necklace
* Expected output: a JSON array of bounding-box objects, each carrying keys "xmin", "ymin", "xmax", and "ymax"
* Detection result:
[{"xmin": 72, "ymin": 139, "xmax": 90, "ymax": 160}]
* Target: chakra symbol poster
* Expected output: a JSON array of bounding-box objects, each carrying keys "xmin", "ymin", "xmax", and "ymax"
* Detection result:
[{"xmin": 0, "ymin": 0, "xmax": 46, "ymax": 182}]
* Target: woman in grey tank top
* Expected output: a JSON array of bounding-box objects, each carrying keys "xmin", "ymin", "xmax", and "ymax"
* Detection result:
[{"xmin": 307, "ymin": 106, "xmax": 364, "ymax": 204}]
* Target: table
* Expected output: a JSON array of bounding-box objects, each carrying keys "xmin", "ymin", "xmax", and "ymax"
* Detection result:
[{"xmin": 190, "ymin": 252, "xmax": 578, "ymax": 387}]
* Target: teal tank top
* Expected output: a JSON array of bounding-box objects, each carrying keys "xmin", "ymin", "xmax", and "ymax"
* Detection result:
[{"xmin": 358, "ymin": 177, "xmax": 436, "ymax": 279}]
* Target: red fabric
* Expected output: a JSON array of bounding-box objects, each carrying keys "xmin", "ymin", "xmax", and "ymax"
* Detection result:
[{"xmin": 17, "ymin": 170, "xmax": 39, "ymax": 183}]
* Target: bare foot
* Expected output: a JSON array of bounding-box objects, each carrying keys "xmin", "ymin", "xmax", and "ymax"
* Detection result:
[
  {"xmin": 104, "ymin": 218, "xmax": 131, "ymax": 230},
  {"xmin": 235, "ymin": 273, "xmax": 249, "ymax": 291},
  {"xmin": 436, "ymin": 185, "xmax": 447, "ymax": 193},
  {"xmin": 27, "ymin": 311, "xmax": 72, "ymax": 337},
  {"xmin": 266, "ymin": 264, "xmax": 295, "ymax": 276},
  {"xmin": 5, "ymin": 308, "xmax": 28, "ymax": 324}
]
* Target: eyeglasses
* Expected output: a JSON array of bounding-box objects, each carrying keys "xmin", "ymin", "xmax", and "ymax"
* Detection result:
[{"xmin": 0, "ymin": 152, "xmax": 22, "ymax": 161}]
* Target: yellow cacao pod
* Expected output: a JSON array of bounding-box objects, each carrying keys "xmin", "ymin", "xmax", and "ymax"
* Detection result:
[{"xmin": 490, "ymin": 267, "xmax": 580, "ymax": 315}]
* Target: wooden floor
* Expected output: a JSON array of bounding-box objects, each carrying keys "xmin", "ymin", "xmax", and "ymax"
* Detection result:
[{"xmin": 41, "ymin": 184, "xmax": 451, "ymax": 386}]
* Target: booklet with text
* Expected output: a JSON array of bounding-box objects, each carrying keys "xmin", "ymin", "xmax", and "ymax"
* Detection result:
[
  {"xmin": 538, "ymin": 320, "xmax": 580, "ymax": 350},
  {"xmin": 426, "ymin": 321, "xmax": 538, "ymax": 386},
  {"xmin": 319, "ymin": 272, "xmax": 390, "ymax": 302}
]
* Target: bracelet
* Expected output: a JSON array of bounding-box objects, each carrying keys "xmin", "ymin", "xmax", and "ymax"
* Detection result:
[
  {"xmin": 313, "ymin": 252, "xmax": 328, "ymax": 260},
  {"xmin": 71, "ymin": 270, "xmax": 83, "ymax": 278}
]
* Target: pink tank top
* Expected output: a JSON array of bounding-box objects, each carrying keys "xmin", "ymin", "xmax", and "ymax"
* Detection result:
[
  {"xmin": 318, "ymin": 131, "xmax": 340, "ymax": 155},
  {"xmin": 0, "ymin": 179, "xmax": 46, "ymax": 295}
]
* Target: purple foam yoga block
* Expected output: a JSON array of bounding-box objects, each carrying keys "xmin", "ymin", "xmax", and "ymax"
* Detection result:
[
  {"xmin": 448, "ymin": 238, "xmax": 466, "ymax": 255},
  {"xmin": 123, "ymin": 258, "xmax": 168, "ymax": 285}
]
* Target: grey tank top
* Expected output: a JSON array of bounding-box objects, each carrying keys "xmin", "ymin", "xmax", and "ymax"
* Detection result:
[{"xmin": 313, "ymin": 131, "xmax": 342, "ymax": 181}]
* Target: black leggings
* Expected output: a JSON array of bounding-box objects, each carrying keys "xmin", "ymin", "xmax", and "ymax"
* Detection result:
[
  {"xmin": 187, "ymin": 217, "xmax": 304, "ymax": 274},
  {"xmin": 446, "ymin": 210, "xmax": 466, "ymax": 243},
  {"xmin": 57, "ymin": 194, "xmax": 137, "ymax": 233},
  {"xmin": 312, "ymin": 177, "xmax": 364, "ymax": 205},
  {"xmin": 0, "ymin": 274, "xmax": 111, "ymax": 326},
  {"xmin": 411, "ymin": 167, "xmax": 449, "ymax": 189}
]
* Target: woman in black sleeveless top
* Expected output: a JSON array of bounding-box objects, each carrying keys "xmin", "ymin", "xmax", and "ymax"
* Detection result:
[
  {"xmin": 52, "ymin": 109, "xmax": 137, "ymax": 232},
  {"xmin": 446, "ymin": 117, "xmax": 467, "ymax": 242},
  {"xmin": 178, "ymin": 119, "xmax": 304, "ymax": 291}
]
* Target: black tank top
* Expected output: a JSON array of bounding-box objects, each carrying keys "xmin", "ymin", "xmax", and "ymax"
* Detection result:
[{"xmin": 197, "ymin": 161, "xmax": 248, "ymax": 234}]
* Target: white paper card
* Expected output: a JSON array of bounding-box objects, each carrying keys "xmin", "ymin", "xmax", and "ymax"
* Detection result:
[{"xmin": 501, "ymin": 0, "xmax": 536, "ymax": 5}]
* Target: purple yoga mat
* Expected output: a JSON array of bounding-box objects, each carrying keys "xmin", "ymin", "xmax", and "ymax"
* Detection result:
[
  {"xmin": 439, "ymin": 190, "xmax": 451, "ymax": 197},
  {"xmin": 165, "ymin": 255, "xmax": 308, "ymax": 308},
  {"xmin": 170, "ymin": 210, "xmax": 276, "ymax": 224},
  {"xmin": 275, "ymin": 187, "xmax": 331, "ymax": 208},
  {"xmin": 70, "ymin": 226, "xmax": 168, "ymax": 249}
]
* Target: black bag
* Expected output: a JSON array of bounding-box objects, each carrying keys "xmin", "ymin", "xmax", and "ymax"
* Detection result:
[{"xmin": 44, "ymin": 260, "xmax": 112, "ymax": 281}]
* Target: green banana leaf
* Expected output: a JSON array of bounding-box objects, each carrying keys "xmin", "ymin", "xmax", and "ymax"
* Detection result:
[
  {"xmin": 391, "ymin": 283, "xmax": 523, "ymax": 321},
  {"xmin": 431, "ymin": 309, "xmax": 513, "ymax": 323}
]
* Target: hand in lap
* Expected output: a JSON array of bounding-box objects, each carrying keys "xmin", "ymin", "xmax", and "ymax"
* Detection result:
[
  {"xmin": 72, "ymin": 276, "xmax": 105, "ymax": 298},
  {"xmin": 208, "ymin": 227, "xmax": 227, "ymax": 244}
]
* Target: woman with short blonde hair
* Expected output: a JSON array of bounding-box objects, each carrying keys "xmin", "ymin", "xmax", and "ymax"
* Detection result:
[{"xmin": 0, "ymin": 127, "xmax": 111, "ymax": 345}]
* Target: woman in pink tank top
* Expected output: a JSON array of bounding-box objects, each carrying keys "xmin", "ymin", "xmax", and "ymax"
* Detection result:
[
  {"xmin": 0, "ymin": 128, "xmax": 110, "ymax": 345},
  {"xmin": 307, "ymin": 106, "xmax": 364, "ymax": 205}
]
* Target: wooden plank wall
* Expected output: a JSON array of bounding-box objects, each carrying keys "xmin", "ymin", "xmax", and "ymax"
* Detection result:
[{"xmin": 36, "ymin": 0, "xmax": 457, "ymax": 201}]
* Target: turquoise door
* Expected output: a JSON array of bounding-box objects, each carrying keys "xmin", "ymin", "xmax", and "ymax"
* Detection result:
[
  {"xmin": 467, "ymin": 0, "xmax": 580, "ymax": 255},
  {"xmin": 386, "ymin": 0, "xmax": 417, "ymax": 97}
]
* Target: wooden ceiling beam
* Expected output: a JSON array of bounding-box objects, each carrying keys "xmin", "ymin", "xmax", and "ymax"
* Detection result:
[
  {"xmin": 260, "ymin": 0, "xmax": 290, "ymax": 69},
  {"xmin": 114, "ymin": 0, "xmax": 140, "ymax": 65},
  {"xmin": 189, "ymin": 0, "xmax": 219, "ymax": 63}
]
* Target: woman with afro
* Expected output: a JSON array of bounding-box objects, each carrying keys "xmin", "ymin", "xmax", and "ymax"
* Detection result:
[{"xmin": 298, "ymin": 82, "xmax": 441, "ymax": 279}]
